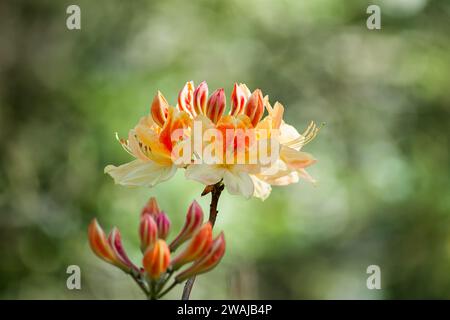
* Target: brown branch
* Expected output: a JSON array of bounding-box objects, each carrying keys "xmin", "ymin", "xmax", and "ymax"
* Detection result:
[{"xmin": 181, "ymin": 181, "xmax": 224, "ymax": 300}]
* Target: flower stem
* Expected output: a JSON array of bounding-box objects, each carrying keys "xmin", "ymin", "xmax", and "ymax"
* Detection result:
[
  {"xmin": 181, "ymin": 181, "xmax": 224, "ymax": 300},
  {"xmin": 157, "ymin": 281, "xmax": 179, "ymax": 299},
  {"xmin": 130, "ymin": 270, "xmax": 150, "ymax": 298},
  {"xmin": 155, "ymin": 269, "xmax": 174, "ymax": 295}
]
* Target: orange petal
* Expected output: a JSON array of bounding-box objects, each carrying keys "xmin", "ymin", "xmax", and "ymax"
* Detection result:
[{"xmin": 159, "ymin": 107, "xmax": 192, "ymax": 152}]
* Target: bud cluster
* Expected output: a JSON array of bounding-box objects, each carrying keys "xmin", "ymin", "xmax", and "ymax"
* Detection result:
[{"xmin": 88, "ymin": 197, "xmax": 226, "ymax": 299}]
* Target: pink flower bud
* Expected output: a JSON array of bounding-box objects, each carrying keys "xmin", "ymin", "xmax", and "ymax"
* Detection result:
[
  {"xmin": 169, "ymin": 200, "xmax": 204, "ymax": 251},
  {"xmin": 206, "ymin": 88, "xmax": 226, "ymax": 124},
  {"xmin": 108, "ymin": 227, "xmax": 137, "ymax": 272},
  {"xmin": 141, "ymin": 197, "xmax": 161, "ymax": 217},
  {"xmin": 155, "ymin": 211, "xmax": 171, "ymax": 240},
  {"xmin": 176, "ymin": 232, "xmax": 226, "ymax": 282},
  {"xmin": 243, "ymin": 89, "xmax": 264, "ymax": 127},
  {"xmin": 143, "ymin": 239, "xmax": 171, "ymax": 279},
  {"xmin": 150, "ymin": 91, "xmax": 169, "ymax": 127},
  {"xmin": 230, "ymin": 83, "xmax": 247, "ymax": 116},
  {"xmin": 178, "ymin": 81, "xmax": 195, "ymax": 116},
  {"xmin": 139, "ymin": 214, "xmax": 158, "ymax": 252},
  {"xmin": 193, "ymin": 81, "xmax": 208, "ymax": 115},
  {"xmin": 171, "ymin": 223, "xmax": 212, "ymax": 269}
]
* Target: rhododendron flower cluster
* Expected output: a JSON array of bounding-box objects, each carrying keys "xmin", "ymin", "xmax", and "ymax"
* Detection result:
[
  {"xmin": 88, "ymin": 197, "xmax": 225, "ymax": 299},
  {"xmin": 105, "ymin": 81, "xmax": 319, "ymax": 200}
]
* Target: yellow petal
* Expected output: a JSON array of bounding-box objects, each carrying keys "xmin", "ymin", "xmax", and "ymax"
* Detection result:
[{"xmin": 134, "ymin": 124, "xmax": 173, "ymax": 165}]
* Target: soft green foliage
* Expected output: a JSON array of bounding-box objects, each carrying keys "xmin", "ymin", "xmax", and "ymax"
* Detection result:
[{"xmin": 0, "ymin": 0, "xmax": 449, "ymax": 299}]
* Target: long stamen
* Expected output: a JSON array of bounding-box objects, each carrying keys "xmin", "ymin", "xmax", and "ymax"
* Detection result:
[
  {"xmin": 115, "ymin": 132, "xmax": 135, "ymax": 156},
  {"xmin": 285, "ymin": 121, "xmax": 323, "ymax": 149}
]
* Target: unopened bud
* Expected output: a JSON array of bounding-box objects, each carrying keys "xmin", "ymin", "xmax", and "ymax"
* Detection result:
[
  {"xmin": 169, "ymin": 200, "xmax": 204, "ymax": 251},
  {"xmin": 243, "ymin": 89, "xmax": 264, "ymax": 127},
  {"xmin": 88, "ymin": 219, "xmax": 133, "ymax": 272},
  {"xmin": 151, "ymin": 91, "xmax": 169, "ymax": 127},
  {"xmin": 176, "ymin": 232, "xmax": 225, "ymax": 282},
  {"xmin": 155, "ymin": 211, "xmax": 171, "ymax": 240},
  {"xmin": 108, "ymin": 227, "xmax": 137, "ymax": 272},
  {"xmin": 193, "ymin": 81, "xmax": 208, "ymax": 115},
  {"xmin": 230, "ymin": 83, "xmax": 247, "ymax": 116},
  {"xmin": 178, "ymin": 81, "xmax": 195, "ymax": 116},
  {"xmin": 142, "ymin": 239, "xmax": 171, "ymax": 279},
  {"xmin": 141, "ymin": 197, "xmax": 161, "ymax": 217},
  {"xmin": 171, "ymin": 222, "xmax": 212, "ymax": 269},
  {"xmin": 206, "ymin": 88, "xmax": 226, "ymax": 124},
  {"xmin": 139, "ymin": 214, "xmax": 158, "ymax": 252}
]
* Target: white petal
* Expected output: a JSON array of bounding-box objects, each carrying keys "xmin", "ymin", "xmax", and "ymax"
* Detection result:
[
  {"xmin": 279, "ymin": 122, "xmax": 303, "ymax": 149},
  {"xmin": 223, "ymin": 169, "xmax": 254, "ymax": 199},
  {"xmin": 105, "ymin": 159, "xmax": 176, "ymax": 187},
  {"xmin": 266, "ymin": 171, "xmax": 299, "ymax": 186},
  {"xmin": 250, "ymin": 175, "xmax": 272, "ymax": 201},
  {"xmin": 185, "ymin": 164, "xmax": 224, "ymax": 185}
]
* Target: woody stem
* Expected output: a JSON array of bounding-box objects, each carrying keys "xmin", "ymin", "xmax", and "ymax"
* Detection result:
[{"xmin": 181, "ymin": 181, "xmax": 224, "ymax": 300}]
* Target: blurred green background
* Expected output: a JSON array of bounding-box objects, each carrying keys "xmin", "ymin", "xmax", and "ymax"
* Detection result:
[{"xmin": 1, "ymin": 0, "xmax": 449, "ymax": 299}]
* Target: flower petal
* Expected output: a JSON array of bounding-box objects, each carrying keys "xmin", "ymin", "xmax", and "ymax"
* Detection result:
[
  {"xmin": 105, "ymin": 159, "xmax": 176, "ymax": 188},
  {"xmin": 266, "ymin": 171, "xmax": 299, "ymax": 186},
  {"xmin": 279, "ymin": 122, "xmax": 303, "ymax": 149},
  {"xmin": 257, "ymin": 159, "xmax": 299, "ymax": 186},
  {"xmin": 280, "ymin": 145, "xmax": 317, "ymax": 170},
  {"xmin": 250, "ymin": 175, "xmax": 272, "ymax": 201},
  {"xmin": 185, "ymin": 164, "xmax": 224, "ymax": 185},
  {"xmin": 223, "ymin": 168, "xmax": 254, "ymax": 199}
]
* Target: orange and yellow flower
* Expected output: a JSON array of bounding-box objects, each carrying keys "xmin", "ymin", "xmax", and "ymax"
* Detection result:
[{"xmin": 105, "ymin": 81, "xmax": 319, "ymax": 200}]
